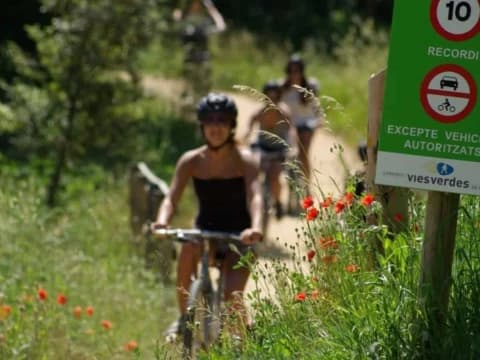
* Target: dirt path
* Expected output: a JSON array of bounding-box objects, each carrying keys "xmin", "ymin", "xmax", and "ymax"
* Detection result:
[{"xmin": 142, "ymin": 75, "xmax": 363, "ymax": 314}]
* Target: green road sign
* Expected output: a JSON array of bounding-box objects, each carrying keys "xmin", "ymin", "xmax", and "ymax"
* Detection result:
[{"xmin": 376, "ymin": 0, "xmax": 480, "ymax": 195}]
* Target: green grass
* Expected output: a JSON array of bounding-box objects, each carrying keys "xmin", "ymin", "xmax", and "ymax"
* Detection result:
[{"xmin": 3, "ymin": 25, "xmax": 480, "ymax": 359}]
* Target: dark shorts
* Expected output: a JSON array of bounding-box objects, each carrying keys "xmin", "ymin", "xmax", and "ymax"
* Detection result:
[{"xmin": 295, "ymin": 118, "xmax": 319, "ymax": 132}]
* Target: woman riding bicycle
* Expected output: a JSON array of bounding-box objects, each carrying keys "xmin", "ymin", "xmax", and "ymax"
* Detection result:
[
  {"xmin": 151, "ymin": 92, "xmax": 263, "ymax": 338},
  {"xmin": 173, "ymin": 0, "xmax": 226, "ymax": 116},
  {"xmin": 280, "ymin": 54, "xmax": 323, "ymax": 182},
  {"xmin": 245, "ymin": 79, "xmax": 297, "ymax": 219}
]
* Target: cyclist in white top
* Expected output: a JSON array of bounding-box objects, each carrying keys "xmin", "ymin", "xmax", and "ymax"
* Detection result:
[{"xmin": 280, "ymin": 54, "xmax": 323, "ymax": 182}]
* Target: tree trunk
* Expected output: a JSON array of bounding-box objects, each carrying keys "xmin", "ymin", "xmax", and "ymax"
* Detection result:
[{"xmin": 46, "ymin": 99, "xmax": 76, "ymax": 207}]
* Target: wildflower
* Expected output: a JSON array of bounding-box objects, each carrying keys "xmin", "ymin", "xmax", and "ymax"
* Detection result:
[
  {"xmin": 307, "ymin": 249, "xmax": 316, "ymax": 262},
  {"xmin": 0, "ymin": 305, "xmax": 12, "ymax": 319},
  {"xmin": 321, "ymin": 255, "xmax": 338, "ymax": 265},
  {"xmin": 73, "ymin": 306, "xmax": 82, "ymax": 319},
  {"xmin": 22, "ymin": 294, "xmax": 34, "ymax": 302},
  {"xmin": 319, "ymin": 236, "xmax": 338, "ymax": 249},
  {"xmin": 37, "ymin": 288, "xmax": 47, "ymax": 301},
  {"xmin": 302, "ymin": 195, "xmax": 314, "ymax": 209},
  {"xmin": 334, "ymin": 201, "xmax": 345, "ymax": 214},
  {"xmin": 309, "ymin": 290, "xmax": 320, "ymax": 300},
  {"xmin": 85, "ymin": 306, "xmax": 94, "ymax": 316},
  {"xmin": 124, "ymin": 340, "xmax": 138, "ymax": 352},
  {"xmin": 56, "ymin": 294, "xmax": 67, "ymax": 306},
  {"xmin": 394, "ymin": 213, "xmax": 404, "ymax": 222},
  {"xmin": 295, "ymin": 292, "xmax": 307, "ymax": 302},
  {"xmin": 85, "ymin": 328, "xmax": 95, "ymax": 336},
  {"xmin": 320, "ymin": 196, "xmax": 333, "ymax": 208},
  {"xmin": 306, "ymin": 207, "xmax": 319, "ymax": 221},
  {"xmin": 361, "ymin": 193, "xmax": 375, "ymax": 207},
  {"xmin": 345, "ymin": 264, "xmax": 360, "ymax": 273},
  {"xmin": 101, "ymin": 320, "xmax": 113, "ymax": 330},
  {"xmin": 343, "ymin": 192, "xmax": 354, "ymax": 205}
]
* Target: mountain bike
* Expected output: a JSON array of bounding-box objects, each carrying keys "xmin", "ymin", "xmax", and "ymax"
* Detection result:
[
  {"xmin": 255, "ymin": 147, "xmax": 301, "ymax": 234},
  {"xmin": 153, "ymin": 228, "xmax": 244, "ymax": 359}
]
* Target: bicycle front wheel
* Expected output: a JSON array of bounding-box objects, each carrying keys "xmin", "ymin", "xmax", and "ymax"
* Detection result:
[{"xmin": 183, "ymin": 279, "xmax": 215, "ymax": 359}]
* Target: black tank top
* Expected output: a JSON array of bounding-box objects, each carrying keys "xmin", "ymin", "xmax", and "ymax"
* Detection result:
[{"xmin": 193, "ymin": 177, "xmax": 251, "ymax": 232}]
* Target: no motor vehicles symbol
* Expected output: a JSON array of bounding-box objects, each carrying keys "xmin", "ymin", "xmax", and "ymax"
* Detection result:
[
  {"xmin": 431, "ymin": 0, "xmax": 480, "ymax": 41},
  {"xmin": 420, "ymin": 64, "xmax": 477, "ymax": 123}
]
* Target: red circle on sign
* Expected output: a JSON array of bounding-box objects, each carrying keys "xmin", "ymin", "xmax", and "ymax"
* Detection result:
[
  {"xmin": 420, "ymin": 64, "xmax": 477, "ymax": 123},
  {"xmin": 430, "ymin": 0, "xmax": 480, "ymax": 41}
]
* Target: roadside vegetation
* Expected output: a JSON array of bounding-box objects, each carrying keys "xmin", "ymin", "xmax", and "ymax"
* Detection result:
[{"xmin": 2, "ymin": 2, "xmax": 480, "ymax": 359}]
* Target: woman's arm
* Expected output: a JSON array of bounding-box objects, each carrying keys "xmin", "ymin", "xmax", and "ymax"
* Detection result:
[
  {"xmin": 243, "ymin": 153, "xmax": 263, "ymax": 236},
  {"xmin": 203, "ymin": 0, "xmax": 227, "ymax": 32},
  {"xmin": 154, "ymin": 151, "xmax": 194, "ymax": 227}
]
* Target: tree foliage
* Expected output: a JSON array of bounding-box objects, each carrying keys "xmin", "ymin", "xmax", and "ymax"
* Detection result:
[
  {"xmin": 215, "ymin": 0, "xmax": 393, "ymax": 51},
  {"xmin": 1, "ymin": 0, "xmax": 169, "ymax": 206}
]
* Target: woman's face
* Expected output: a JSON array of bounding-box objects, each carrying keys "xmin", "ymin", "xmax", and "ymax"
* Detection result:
[
  {"xmin": 286, "ymin": 64, "xmax": 303, "ymax": 85},
  {"xmin": 201, "ymin": 113, "xmax": 233, "ymax": 147}
]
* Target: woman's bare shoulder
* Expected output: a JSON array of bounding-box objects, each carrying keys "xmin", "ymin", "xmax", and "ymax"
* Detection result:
[{"xmin": 177, "ymin": 146, "xmax": 206, "ymax": 167}]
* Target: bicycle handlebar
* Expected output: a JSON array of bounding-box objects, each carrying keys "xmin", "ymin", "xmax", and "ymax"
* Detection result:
[{"xmin": 153, "ymin": 228, "xmax": 242, "ymax": 244}]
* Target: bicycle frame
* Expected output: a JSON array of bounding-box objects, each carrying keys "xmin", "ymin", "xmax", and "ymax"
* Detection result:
[{"xmin": 153, "ymin": 228, "xmax": 242, "ymax": 358}]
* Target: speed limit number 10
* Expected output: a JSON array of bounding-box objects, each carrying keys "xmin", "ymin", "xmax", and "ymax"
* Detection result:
[{"xmin": 430, "ymin": 0, "xmax": 480, "ymax": 41}]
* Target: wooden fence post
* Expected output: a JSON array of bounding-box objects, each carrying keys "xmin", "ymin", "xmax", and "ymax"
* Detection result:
[
  {"xmin": 366, "ymin": 69, "xmax": 409, "ymax": 235},
  {"xmin": 129, "ymin": 162, "xmax": 174, "ymax": 283}
]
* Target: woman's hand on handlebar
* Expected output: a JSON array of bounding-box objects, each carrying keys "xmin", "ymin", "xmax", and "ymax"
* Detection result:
[
  {"xmin": 150, "ymin": 222, "xmax": 168, "ymax": 239},
  {"xmin": 240, "ymin": 228, "xmax": 263, "ymax": 245}
]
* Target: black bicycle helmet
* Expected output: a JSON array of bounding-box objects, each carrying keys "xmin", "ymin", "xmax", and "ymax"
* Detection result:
[
  {"xmin": 286, "ymin": 54, "xmax": 305, "ymax": 73},
  {"xmin": 262, "ymin": 79, "xmax": 281, "ymax": 94},
  {"xmin": 196, "ymin": 92, "xmax": 238, "ymax": 127}
]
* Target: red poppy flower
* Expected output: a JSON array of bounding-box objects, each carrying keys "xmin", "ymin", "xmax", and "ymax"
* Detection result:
[
  {"xmin": 307, "ymin": 249, "xmax": 316, "ymax": 262},
  {"xmin": 306, "ymin": 207, "xmax": 319, "ymax": 221},
  {"xmin": 302, "ymin": 195, "xmax": 314, "ymax": 209},
  {"xmin": 73, "ymin": 306, "xmax": 82, "ymax": 319},
  {"xmin": 37, "ymin": 288, "xmax": 47, "ymax": 301},
  {"xmin": 0, "ymin": 305, "xmax": 12, "ymax": 319},
  {"xmin": 56, "ymin": 294, "xmax": 67, "ymax": 306},
  {"xmin": 321, "ymin": 255, "xmax": 338, "ymax": 264},
  {"xmin": 343, "ymin": 192, "xmax": 354, "ymax": 205},
  {"xmin": 319, "ymin": 236, "xmax": 338, "ymax": 249},
  {"xmin": 295, "ymin": 292, "xmax": 307, "ymax": 302},
  {"xmin": 101, "ymin": 320, "xmax": 113, "ymax": 330},
  {"xmin": 361, "ymin": 193, "xmax": 374, "ymax": 206},
  {"xmin": 334, "ymin": 201, "xmax": 345, "ymax": 214},
  {"xmin": 85, "ymin": 306, "xmax": 94, "ymax": 316},
  {"xmin": 124, "ymin": 340, "xmax": 138, "ymax": 352},
  {"xmin": 394, "ymin": 213, "xmax": 404, "ymax": 222},
  {"xmin": 345, "ymin": 264, "xmax": 360, "ymax": 273},
  {"xmin": 321, "ymin": 196, "xmax": 333, "ymax": 208}
]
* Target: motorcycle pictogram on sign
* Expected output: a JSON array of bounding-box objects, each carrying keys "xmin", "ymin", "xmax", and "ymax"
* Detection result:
[{"xmin": 420, "ymin": 64, "xmax": 477, "ymax": 123}]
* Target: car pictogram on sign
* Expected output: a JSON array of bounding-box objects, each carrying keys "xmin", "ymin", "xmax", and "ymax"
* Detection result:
[
  {"xmin": 420, "ymin": 64, "xmax": 477, "ymax": 123},
  {"xmin": 440, "ymin": 76, "xmax": 458, "ymax": 90}
]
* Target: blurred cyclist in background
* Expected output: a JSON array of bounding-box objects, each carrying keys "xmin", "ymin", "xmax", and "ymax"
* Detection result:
[
  {"xmin": 244, "ymin": 79, "xmax": 296, "ymax": 219},
  {"xmin": 280, "ymin": 54, "xmax": 323, "ymax": 183},
  {"xmin": 173, "ymin": 0, "xmax": 226, "ymax": 118}
]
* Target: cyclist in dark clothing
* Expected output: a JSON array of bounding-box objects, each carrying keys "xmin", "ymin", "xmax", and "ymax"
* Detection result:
[
  {"xmin": 173, "ymin": 0, "xmax": 226, "ymax": 116},
  {"xmin": 152, "ymin": 92, "xmax": 262, "ymax": 337}
]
